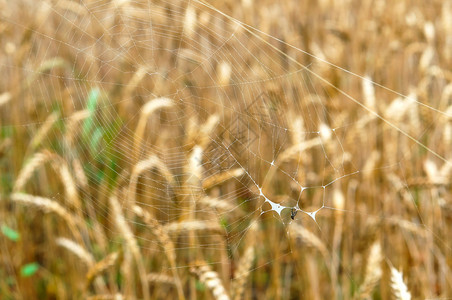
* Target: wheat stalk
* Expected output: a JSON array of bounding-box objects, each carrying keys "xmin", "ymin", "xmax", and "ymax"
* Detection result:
[
  {"xmin": 389, "ymin": 219, "xmax": 428, "ymax": 238},
  {"xmin": 147, "ymin": 273, "xmax": 177, "ymax": 285},
  {"xmin": 191, "ymin": 262, "xmax": 230, "ymax": 300},
  {"xmin": 133, "ymin": 97, "xmax": 173, "ymax": 159},
  {"xmin": 0, "ymin": 92, "xmax": 11, "ymax": 107},
  {"xmin": 232, "ymin": 246, "xmax": 255, "ymax": 300},
  {"xmin": 56, "ymin": 158, "xmax": 81, "ymax": 210},
  {"xmin": 86, "ymin": 252, "xmax": 119, "ymax": 285},
  {"xmin": 0, "ymin": 138, "xmax": 11, "ymax": 155},
  {"xmin": 164, "ymin": 220, "xmax": 223, "ymax": 234},
  {"xmin": 57, "ymin": 237, "xmax": 108, "ymax": 294},
  {"xmin": 390, "ymin": 267, "xmax": 411, "ymax": 300},
  {"xmin": 11, "ymin": 193, "xmax": 81, "ymax": 238},
  {"xmin": 362, "ymin": 75, "xmax": 376, "ymax": 111},
  {"xmin": 28, "ymin": 111, "xmax": 59, "ymax": 152},
  {"xmin": 188, "ymin": 145, "xmax": 204, "ymax": 184},
  {"xmin": 14, "ymin": 150, "xmax": 81, "ymax": 210},
  {"xmin": 198, "ymin": 196, "xmax": 237, "ymax": 213},
  {"xmin": 123, "ymin": 66, "xmax": 147, "ymax": 96},
  {"xmin": 109, "ymin": 193, "xmax": 150, "ymax": 300},
  {"xmin": 291, "ymin": 116, "xmax": 305, "ymax": 143},
  {"xmin": 197, "ymin": 114, "xmax": 220, "ymax": 149},
  {"xmin": 218, "ymin": 61, "xmax": 232, "ymax": 86},
  {"xmin": 355, "ymin": 241, "xmax": 382, "ymax": 299},
  {"xmin": 183, "ymin": 4, "xmax": 197, "ymax": 38},
  {"xmin": 128, "ymin": 155, "xmax": 175, "ymax": 210},
  {"xmin": 56, "ymin": 237, "xmax": 95, "ymax": 267},
  {"xmin": 132, "ymin": 205, "xmax": 175, "ymax": 265},
  {"xmin": 202, "ymin": 168, "xmax": 244, "ymax": 190},
  {"xmin": 55, "ymin": 0, "xmax": 86, "ymax": 15},
  {"xmin": 72, "ymin": 158, "xmax": 89, "ymax": 188},
  {"xmin": 65, "ymin": 109, "xmax": 91, "ymax": 147},
  {"xmin": 86, "ymin": 294, "xmax": 124, "ymax": 300},
  {"xmin": 128, "ymin": 157, "xmax": 184, "ymax": 299},
  {"xmin": 132, "ymin": 205, "xmax": 186, "ymax": 299},
  {"xmin": 263, "ymin": 137, "xmax": 323, "ymax": 187},
  {"xmin": 290, "ymin": 223, "xmax": 328, "ymax": 258},
  {"xmin": 14, "ymin": 151, "xmax": 51, "ymax": 192}
]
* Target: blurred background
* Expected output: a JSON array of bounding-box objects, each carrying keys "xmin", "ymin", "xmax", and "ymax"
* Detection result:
[{"xmin": 1, "ymin": 0, "xmax": 452, "ymax": 299}]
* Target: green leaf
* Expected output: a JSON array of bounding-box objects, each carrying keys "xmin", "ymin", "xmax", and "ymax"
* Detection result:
[
  {"xmin": 1, "ymin": 225, "xmax": 20, "ymax": 242},
  {"xmin": 87, "ymin": 88, "xmax": 100, "ymax": 112},
  {"xmin": 20, "ymin": 263, "xmax": 39, "ymax": 277},
  {"xmin": 90, "ymin": 127, "xmax": 104, "ymax": 154},
  {"xmin": 82, "ymin": 88, "xmax": 100, "ymax": 141}
]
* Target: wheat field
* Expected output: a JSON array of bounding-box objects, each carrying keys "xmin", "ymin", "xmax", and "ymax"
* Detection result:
[{"xmin": 1, "ymin": 0, "xmax": 452, "ymax": 299}]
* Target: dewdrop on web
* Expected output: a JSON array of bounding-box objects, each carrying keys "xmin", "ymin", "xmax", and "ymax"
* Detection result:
[{"xmin": 319, "ymin": 123, "xmax": 332, "ymax": 140}]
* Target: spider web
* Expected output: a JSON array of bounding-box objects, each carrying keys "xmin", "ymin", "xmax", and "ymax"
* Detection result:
[{"xmin": 2, "ymin": 0, "xmax": 452, "ymax": 298}]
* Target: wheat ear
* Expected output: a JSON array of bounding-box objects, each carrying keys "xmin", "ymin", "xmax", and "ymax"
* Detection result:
[
  {"xmin": 86, "ymin": 252, "xmax": 119, "ymax": 285},
  {"xmin": 109, "ymin": 193, "xmax": 150, "ymax": 300},
  {"xmin": 390, "ymin": 267, "xmax": 411, "ymax": 300},
  {"xmin": 132, "ymin": 205, "xmax": 186, "ymax": 300},
  {"xmin": 191, "ymin": 262, "xmax": 230, "ymax": 300},
  {"xmin": 232, "ymin": 246, "xmax": 255, "ymax": 300},
  {"xmin": 133, "ymin": 97, "xmax": 173, "ymax": 159},
  {"xmin": 11, "ymin": 193, "xmax": 82, "ymax": 242},
  {"xmin": 355, "ymin": 241, "xmax": 382, "ymax": 299}
]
